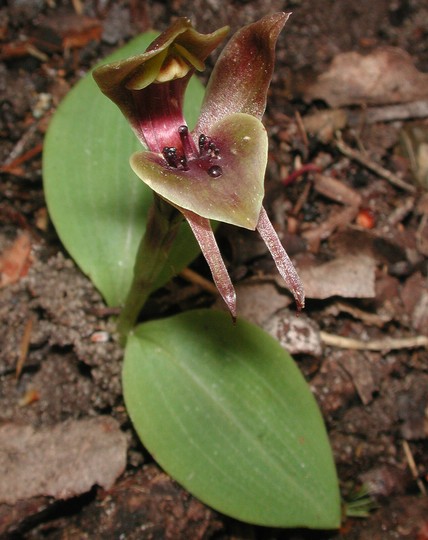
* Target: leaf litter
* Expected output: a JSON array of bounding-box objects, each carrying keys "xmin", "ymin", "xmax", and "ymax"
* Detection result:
[
  {"xmin": 0, "ymin": 417, "xmax": 127, "ymax": 505},
  {"xmin": 304, "ymin": 47, "xmax": 428, "ymax": 107}
]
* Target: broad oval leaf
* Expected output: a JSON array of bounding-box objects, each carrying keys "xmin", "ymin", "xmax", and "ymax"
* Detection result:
[
  {"xmin": 123, "ymin": 310, "xmax": 341, "ymax": 528},
  {"xmin": 43, "ymin": 33, "xmax": 205, "ymax": 307}
]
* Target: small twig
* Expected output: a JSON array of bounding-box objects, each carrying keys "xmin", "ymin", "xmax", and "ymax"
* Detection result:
[
  {"xmin": 71, "ymin": 0, "xmax": 84, "ymax": 14},
  {"xmin": 387, "ymin": 197, "xmax": 415, "ymax": 226},
  {"xmin": 335, "ymin": 136, "xmax": 416, "ymax": 193},
  {"xmin": 320, "ymin": 331, "xmax": 428, "ymax": 351},
  {"xmin": 282, "ymin": 163, "xmax": 321, "ymax": 186},
  {"xmin": 180, "ymin": 267, "xmax": 218, "ymax": 295},
  {"xmin": 365, "ymin": 100, "xmax": 428, "ymax": 124},
  {"xmin": 1, "ymin": 41, "xmax": 52, "ymax": 61},
  {"xmin": 400, "ymin": 129, "xmax": 419, "ymax": 171},
  {"xmin": 291, "ymin": 180, "xmax": 312, "ymax": 216},
  {"xmin": 327, "ymin": 301, "xmax": 389, "ymax": 328},
  {"xmin": 416, "ymin": 212, "xmax": 428, "ymax": 253},
  {"xmin": 18, "ymin": 388, "xmax": 40, "ymax": 407},
  {"xmin": 16, "ymin": 316, "xmax": 34, "ymax": 380},
  {"xmin": 25, "ymin": 44, "xmax": 49, "ymax": 62},
  {"xmin": 313, "ymin": 173, "xmax": 361, "ymax": 206},
  {"xmin": 2, "ymin": 122, "xmax": 39, "ymax": 168},
  {"xmin": 294, "ymin": 110, "xmax": 309, "ymax": 147},
  {"xmin": 1, "ymin": 143, "xmax": 43, "ymax": 174},
  {"xmin": 90, "ymin": 306, "xmax": 121, "ymax": 318},
  {"xmin": 402, "ymin": 440, "xmax": 427, "ymax": 496},
  {"xmin": 0, "ymin": 203, "xmax": 30, "ymax": 229}
]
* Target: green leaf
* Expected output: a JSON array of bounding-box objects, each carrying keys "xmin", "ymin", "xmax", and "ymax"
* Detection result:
[
  {"xmin": 43, "ymin": 33, "xmax": 205, "ymax": 307},
  {"xmin": 123, "ymin": 310, "xmax": 341, "ymax": 528}
]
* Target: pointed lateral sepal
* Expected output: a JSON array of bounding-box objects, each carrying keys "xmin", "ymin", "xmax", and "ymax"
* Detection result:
[
  {"xmin": 130, "ymin": 113, "xmax": 268, "ymax": 230},
  {"xmin": 257, "ymin": 207, "xmax": 305, "ymax": 310},
  {"xmin": 182, "ymin": 209, "xmax": 236, "ymax": 318}
]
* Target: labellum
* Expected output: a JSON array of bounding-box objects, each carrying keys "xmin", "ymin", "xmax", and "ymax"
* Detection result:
[{"xmin": 93, "ymin": 14, "xmax": 304, "ymax": 317}]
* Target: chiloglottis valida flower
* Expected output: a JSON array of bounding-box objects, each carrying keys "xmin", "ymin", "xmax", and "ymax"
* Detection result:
[{"xmin": 93, "ymin": 13, "xmax": 304, "ymax": 317}]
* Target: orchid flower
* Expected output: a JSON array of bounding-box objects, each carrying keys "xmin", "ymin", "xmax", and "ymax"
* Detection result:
[{"xmin": 93, "ymin": 13, "xmax": 304, "ymax": 318}]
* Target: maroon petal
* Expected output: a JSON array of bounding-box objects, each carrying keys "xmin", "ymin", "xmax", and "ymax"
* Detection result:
[
  {"xmin": 129, "ymin": 77, "xmax": 189, "ymax": 153},
  {"xmin": 196, "ymin": 13, "xmax": 290, "ymax": 134},
  {"xmin": 181, "ymin": 208, "xmax": 237, "ymax": 318},
  {"xmin": 257, "ymin": 207, "xmax": 305, "ymax": 310}
]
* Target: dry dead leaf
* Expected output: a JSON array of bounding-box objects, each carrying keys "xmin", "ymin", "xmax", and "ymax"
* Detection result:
[
  {"xmin": 215, "ymin": 281, "xmax": 291, "ymax": 326},
  {"xmin": 416, "ymin": 216, "xmax": 428, "ymax": 257},
  {"xmin": 313, "ymin": 173, "xmax": 362, "ymax": 206},
  {"xmin": 401, "ymin": 272, "xmax": 428, "ymax": 335},
  {"xmin": 301, "ymin": 174, "xmax": 362, "ymax": 252},
  {"xmin": 298, "ymin": 254, "xmax": 376, "ymax": 299},
  {"xmin": 233, "ymin": 281, "xmax": 291, "ymax": 326},
  {"xmin": 62, "ymin": 25, "xmax": 102, "ymax": 50},
  {"xmin": 359, "ymin": 466, "xmax": 408, "ymax": 498},
  {"xmin": 310, "ymin": 351, "xmax": 357, "ymax": 416},
  {"xmin": 0, "ymin": 231, "xmax": 32, "ymax": 288},
  {"xmin": 0, "ymin": 417, "xmax": 127, "ymax": 505},
  {"xmin": 303, "ymin": 109, "xmax": 348, "ymax": 144},
  {"xmin": 323, "ymin": 300, "xmax": 390, "ymax": 327},
  {"xmin": 397, "ymin": 374, "xmax": 428, "ymax": 440},
  {"xmin": 302, "ymin": 205, "xmax": 359, "ymax": 253},
  {"xmin": 340, "ymin": 354, "xmax": 379, "ymax": 405},
  {"xmin": 400, "ymin": 123, "xmax": 428, "ymax": 190},
  {"xmin": 305, "ymin": 47, "xmax": 428, "ymax": 107}
]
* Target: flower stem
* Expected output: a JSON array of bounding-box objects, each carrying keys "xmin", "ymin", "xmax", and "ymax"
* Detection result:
[{"xmin": 117, "ymin": 196, "xmax": 182, "ymax": 343}]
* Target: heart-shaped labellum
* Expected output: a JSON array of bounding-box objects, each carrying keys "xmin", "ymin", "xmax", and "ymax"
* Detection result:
[{"xmin": 130, "ymin": 113, "xmax": 267, "ymax": 230}]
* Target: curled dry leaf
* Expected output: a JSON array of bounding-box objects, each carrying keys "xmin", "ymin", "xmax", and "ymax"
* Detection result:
[
  {"xmin": 303, "ymin": 206, "xmax": 359, "ymax": 253},
  {"xmin": 305, "ymin": 47, "xmax": 428, "ymax": 108},
  {"xmin": 302, "ymin": 109, "xmax": 348, "ymax": 144},
  {"xmin": 415, "ymin": 194, "xmax": 428, "ymax": 257},
  {"xmin": 340, "ymin": 354, "xmax": 379, "ymax": 406},
  {"xmin": 397, "ymin": 374, "xmax": 428, "ymax": 440},
  {"xmin": 359, "ymin": 465, "xmax": 409, "ymax": 498},
  {"xmin": 312, "ymin": 173, "xmax": 362, "ymax": 207},
  {"xmin": 401, "ymin": 272, "xmax": 428, "ymax": 336},
  {"xmin": 0, "ymin": 231, "xmax": 32, "ymax": 288},
  {"xmin": 416, "ymin": 214, "xmax": 428, "ymax": 257},
  {"xmin": 217, "ymin": 282, "xmax": 321, "ymax": 356},
  {"xmin": 400, "ymin": 123, "xmax": 428, "ymax": 190},
  {"xmin": 264, "ymin": 308, "xmax": 322, "ymax": 356},
  {"xmin": 323, "ymin": 300, "xmax": 390, "ymax": 328},
  {"xmin": 302, "ymin": 174, "xmax": 361, "ymax": 252},
  {"xmin": 215, "ymin": 281, "xmax": 291, "ymax": 327},
  {"xmin": 0, "ymin": 417, "xmax": 127, "ymax": 505}
]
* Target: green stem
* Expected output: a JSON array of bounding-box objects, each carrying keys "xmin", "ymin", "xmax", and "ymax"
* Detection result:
[{"xmin": 117, "ymin": 196, "xmax": 182, "ymax": 343}]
